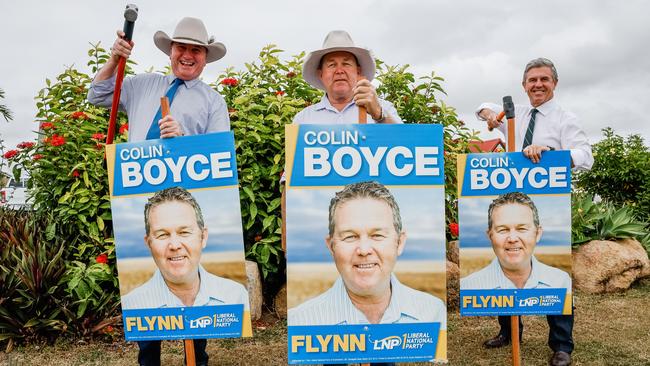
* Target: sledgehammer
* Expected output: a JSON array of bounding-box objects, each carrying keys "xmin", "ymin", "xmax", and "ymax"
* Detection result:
[{"xmin": 106, "ymin": 4, "xmax": 138, "ymax": 145}]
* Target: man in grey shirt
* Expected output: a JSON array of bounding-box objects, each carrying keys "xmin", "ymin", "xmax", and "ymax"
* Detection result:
[
  {"xmin": 293, "ymin": 30, "xmax": 401, "ymax": 125},
  {"xmin": 88, "ymin": 17, "xmax": 229, "ymax": 141}
]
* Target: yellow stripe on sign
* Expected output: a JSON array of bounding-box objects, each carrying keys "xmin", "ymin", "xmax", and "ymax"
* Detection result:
[
  {"xmin": 284, "ymin": 124, "xmax": 300, "ymax": 187},
  {"xmin": 456, "ymin": 154, "xmax": 467, "ymax": 197},
  {"xmin": 105, "ymin": 144, "xmax": 116, "ymax": 198},
  {"xmin": 435, "ymin": 329, "xmax": 447, "ymax": 361},
  {"xmin": 241, "ymin": 310, "xmax": 253, "ymax": 337},
  {"xmin": 562, "ymin": 292, "xmax": 573, "ymax": 315}
]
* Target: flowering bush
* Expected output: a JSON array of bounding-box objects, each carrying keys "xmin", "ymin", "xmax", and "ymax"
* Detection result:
[{"xmin": 6, "ymin": 43, "xmax": 129, "ymax": 339}]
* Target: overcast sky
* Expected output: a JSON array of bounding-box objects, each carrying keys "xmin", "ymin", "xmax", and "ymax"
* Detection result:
[{"xmin": 2, "ymin": 0, "xmax": 649, "ymax": 154}]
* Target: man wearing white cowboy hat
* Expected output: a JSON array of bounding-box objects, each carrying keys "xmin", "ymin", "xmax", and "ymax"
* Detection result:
[
  {"xmin": 89, "ymin": 17, "xmax": 230, "ymax": 366},
  {"xmin": 293, "ymin": 30, "xmax": 402, "ymax": 124},
  {"xmin": 88, "ymin": 17, "xmax": 229, "ymax": 142}
]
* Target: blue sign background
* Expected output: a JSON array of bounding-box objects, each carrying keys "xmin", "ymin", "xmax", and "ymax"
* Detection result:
[
  {"xmin": 123, "ymin": 304, "xmax": 244, "ymax": 341},
  {"xmin": 112, "ymin": 132, "xmax": 238, "ymax": 196},
  {"xmin": 460, "ymin": 289, "xmax": 568, "ymax": 316},
  {"xmin": 290, "ymin": 124, "xmax": 444, "ymax": 186},
  {"xmin": 288, "ymin": 323, "xmax": 440, "ymax": 364},
  {"xmin": 460, "ymin": 151, "xmax": 571, "ymax": 196}
]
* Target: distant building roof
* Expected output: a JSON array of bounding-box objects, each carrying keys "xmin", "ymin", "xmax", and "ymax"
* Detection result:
[{"xmin": 468, "ymin": 138, "xmax": 506, "ymax": 153}]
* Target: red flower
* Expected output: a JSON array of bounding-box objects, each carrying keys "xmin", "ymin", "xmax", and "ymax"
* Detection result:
[
  {"xmin": 220, "ymin": 77, "xmax": 238, "ymax": 87},
  {"xmin": 92, "ymin": 133, "xmax": 106, "ymax": 140},
  {"xmin": 449, "ymin": 222, "xmax": 459, "ymax": 237},
  {"xmin": 96, "ymin": 253, "xmax": 108, "ymax": 264},
  {"xmin": 286, "ymin": 71, "xmax": 297, "ymax": 79},
  {"xmin": 254, "ymin": 235, "xmax": 262, "ymax": 242},
  {"xmin": 32, "ymin": 154, "xmax": 44, "ymax": 161},
  {"xmin": 275, "ymin": 90, "xmax": 285, "ymax": 96},
  {"xmin": 72, "ymin": 170, "xmax": 80, "ymax": 178},
  {"xmin": 119, "ymin": 124, "xmax": 128, "ymax": 134},
  {"xmin": 95, "ymin": 143, "xmax": 104, "ymax": 150},
  {"xmin": 103, "ymin": 325, "xmax": 114, "ymax": 334},
  {"xmin": 17, "ymin": 141, "xmax": 35, "ymax": 149},
  {"xmin": 49, "ymin": 134, "xmax": 66, "ymax": 146},
  {"xmin": 3, "ymin": 149, "xmax": 19, "ymax": 159},
  {"xmin": 41, "ymin": 122, "xmax": 54, "ymax": 130},
  {"xmin": 71, "ymin": 111, "xmax": 88, "ymax": 120}
]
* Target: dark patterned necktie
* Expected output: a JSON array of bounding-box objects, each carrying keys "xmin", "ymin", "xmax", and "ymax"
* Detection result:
[
  {"xmin": 522, "ymin": 108, "xmax": 539, "ymax": 149},
  {"xmin": 146, "ymin": 78, "xmax": 184, "ymax": 140}
]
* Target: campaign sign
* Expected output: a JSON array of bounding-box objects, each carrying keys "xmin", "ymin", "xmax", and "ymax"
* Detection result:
[
  {"xmin": 458, "ymin": 151, "xmax": 573, "ymax": 316},
  {"xmin": 286, "ymin": 124, "xmax": 447, "ymax": 364},
  {"xmin": 106, "ymin": 132, "xmax": 252, "ymax": 341}
]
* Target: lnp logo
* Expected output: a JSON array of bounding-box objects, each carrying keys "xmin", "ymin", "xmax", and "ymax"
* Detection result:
[
  {"xmin": 519, "ymin": 297, "xmax": 540, "ymax": 307},
  {"xmin": 189, "ymin": 315, "xmax": 213, "ymax": 329},
  {"xmin": 372, "ymin": 335, "xmax": 402, "ymax": 350}
]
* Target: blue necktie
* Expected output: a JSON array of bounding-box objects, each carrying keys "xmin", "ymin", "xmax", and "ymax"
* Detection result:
[
  {"xmin": 146, "ymin": 78, "xmax": 184, "ymax": 140},
  {"xmin": 522, "ymin": 108, "xmax": 538, "ymax": 149}
]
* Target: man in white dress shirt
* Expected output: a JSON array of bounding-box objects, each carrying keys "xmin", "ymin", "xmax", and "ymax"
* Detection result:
[
  {"xmin": 289, "ymin": 181, "xmax": 446, "ymax": 329},
  {"xmin": 475, "ymin": 58, "xmax": 591, "ymax": 366}
]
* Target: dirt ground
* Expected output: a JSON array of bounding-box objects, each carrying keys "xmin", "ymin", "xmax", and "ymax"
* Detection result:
[{"xmin": 2, "ymin": 278, "xmax": 649, "ymax": 366}]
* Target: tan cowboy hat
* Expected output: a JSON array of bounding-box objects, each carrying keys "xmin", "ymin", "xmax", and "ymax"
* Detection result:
[
  {"xmin": 302, "ymin": 30, "xmax": 375, "ymax": 90},
  {"xmin": 153, "ymin": 17, "xmax": 226, "ymax": 63}
]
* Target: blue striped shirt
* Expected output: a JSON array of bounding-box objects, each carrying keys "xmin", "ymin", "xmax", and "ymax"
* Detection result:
[
  {"xmin": 289, "ymin": 274, "xmax": 446, "ymax": 329},
  {"xmin": 88, "ymin": 73, "xmax": 230, "ymax": 142},
  {"xmin": 292, "ymin": 95, "xmax": 402, "ymax": 124},
  {"xmin": 121, "ymin": 264, "xmax": 250, "ymax": 310},
  {"xmin": 460, "ymin": 256, "xmax": 571, "ymax": 291}
]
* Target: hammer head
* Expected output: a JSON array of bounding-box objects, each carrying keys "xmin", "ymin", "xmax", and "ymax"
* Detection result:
[{"xmin": 124, "ymin": 4, "xmax": 138, "ymax": 22}]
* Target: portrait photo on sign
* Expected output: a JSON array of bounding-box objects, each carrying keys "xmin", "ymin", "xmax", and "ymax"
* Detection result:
[
  {"xmin": 286, "ymin": 181, "xmax": 447, "ymax": 326},
  {"xmin": 459, "ymin": 192, "xmax": 572, "ymax": 291},
  {"xmin": 112, "ymin": 186, "xmax": 249, "ymax": 309}
]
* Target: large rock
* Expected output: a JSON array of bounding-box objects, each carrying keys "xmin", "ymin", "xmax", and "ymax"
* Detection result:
[
  {"xmin": 245, "ymin": 260, "xmax": 263, "ymax": 321},
  {"xmin": 447, "ymin": 240, "xmax": 459, "ymax": 265},
  {"xmin": 573, "ymin": 239, "xmax": 650, "ymax": 294},
  {"xmin": 446, "ymin": 261, "xmax": 460, "ymax": 311},
  {"xmin": 274, "ymin": 284, "xmax": 287, "ymax": 319}
]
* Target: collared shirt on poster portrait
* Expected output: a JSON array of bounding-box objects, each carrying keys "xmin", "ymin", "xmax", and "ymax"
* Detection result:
[
  {"xmin": 88, "ymin": 73, "xmax": 230, "ymax": 142},
  {"xmin": 293, "ymin": 94, "xmax": 403, "ymax": 124},
  {"xmin": 121, "ymin": 264, "xmax": 250, "ymax": 310},
  {"xmin": 460, "ymin": 255, "xmax": 571, "ymax": 291},
  {"xmin": 475, "ymin": 98, "xmax": 593, "ymax": 171},
  {"xmin": 288, "ymin": 274, "xmax": 446, "ymax": 329}
]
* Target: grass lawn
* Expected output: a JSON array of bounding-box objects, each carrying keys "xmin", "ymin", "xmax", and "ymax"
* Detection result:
[{"xmin": 2, "ymin": 278, "xmax": 648, "ymax": 365}]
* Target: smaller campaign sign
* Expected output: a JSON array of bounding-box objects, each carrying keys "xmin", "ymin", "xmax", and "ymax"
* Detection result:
[
  {"xmin": 285, "ymin": 124, "xmax": 447, "ymax": 364},
  {"xmin": 106, "ymin": 132, "xmax": 252, "ymax": 341},
  {"xmin": 457, "ymin": 151, "xmax": 573, "ymax": 316}
]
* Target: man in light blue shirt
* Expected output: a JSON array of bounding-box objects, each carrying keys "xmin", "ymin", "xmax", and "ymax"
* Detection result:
[
  {"xmin": 293, "ymin": 30, "xmax": 402, "ymax": 125},
  {"xmin": 289, "ymin": 181, "xmax": 446, "ymax": 329},
  {"xmin": 88, "ymin": 17, "xmax": 229, "ymax": 141}
]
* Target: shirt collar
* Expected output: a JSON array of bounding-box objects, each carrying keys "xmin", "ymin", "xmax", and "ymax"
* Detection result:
[
  {"xmin": 155, "ymin": 264, "xmax": 225, "ymax": 307},
  {"xmin": 491, "ymin": 255, "xmax": 547, "ymax": 289},
  {"xmin": 333, "ymin": 274, "xmax": 420, "ymax": 324},
  {"xmin": 315, "ymin": 94, "xmax": 356, "ymax": 113},
  {"xmin": 531, "ymin": 98, "xmax": 557, "ymax": 117},
  {"xmin": 166, "ymin": 74, "xmax": 200, "ymax": 89}
]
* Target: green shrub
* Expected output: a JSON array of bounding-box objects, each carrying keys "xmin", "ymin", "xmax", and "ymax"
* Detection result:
[
  {"xmin": 572, "ymin": 192, "xmax": 649, "ymax": 253},
  {"xmin": 3, "ymin": 42, "xmax": 476, "ymax": 345},
  {"xmin": 576, "ymin": 128, "xmax": 650, "ymax": 222},
  {"xmin": 0, "ymin": 209, "xmax": 67, "ymax": 349}
]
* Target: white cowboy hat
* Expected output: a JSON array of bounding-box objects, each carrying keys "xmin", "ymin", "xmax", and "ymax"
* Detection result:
[
  {"xmin": 302, "ymin": 30, "xmax": 375, "ymax": 90},
  {"xmin": 153, "ymin": 17, "xmax": 226, "ymax": 63}
]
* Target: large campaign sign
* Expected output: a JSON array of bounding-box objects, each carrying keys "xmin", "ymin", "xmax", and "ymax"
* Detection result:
[
  {"xmin": 458, "ymin": 151, "xmax": 573, "ymax": 316},
  {"xmin": 286, "ymin": 124, "xmax": 447, "ymax": 364},
  {"xmin": 106, "ymin": 133, "xmax": 252, "ymax": 341}
]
